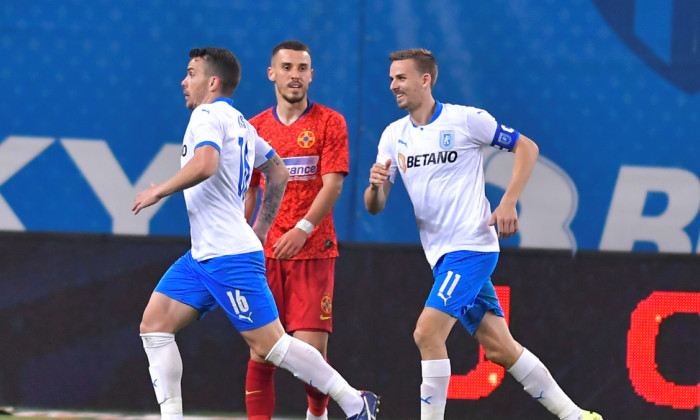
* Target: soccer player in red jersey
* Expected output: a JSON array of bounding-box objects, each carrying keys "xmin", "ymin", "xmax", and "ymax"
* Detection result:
[{"xmin": 244, "ymin": 40, "xmax": 351, "ymax": 420}]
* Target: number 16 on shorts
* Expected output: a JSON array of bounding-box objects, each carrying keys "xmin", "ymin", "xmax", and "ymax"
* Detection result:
[{"xmin": 227, "ymin": 289, "xmax": 253, "ymax": 323}]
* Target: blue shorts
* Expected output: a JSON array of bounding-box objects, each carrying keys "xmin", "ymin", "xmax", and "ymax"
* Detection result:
[
  {"xmin": 425, "ymin": 250, "xmax": 503, "ymax": 335},
  {"xmin": 155, "ymin": 250, "xmax": 279, "ymax": 331}
]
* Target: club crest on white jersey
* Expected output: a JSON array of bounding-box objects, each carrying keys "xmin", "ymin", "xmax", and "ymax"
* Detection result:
[{"xmin": 439, "ymin": 130, "xmax": 455, "ymax": 150}]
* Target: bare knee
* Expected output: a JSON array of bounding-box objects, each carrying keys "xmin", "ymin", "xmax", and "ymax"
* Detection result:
[
  {"xmin": 140, "ymin": 309, "xmax": 169, "ymax": 334},
  {"xmin": 482, "ymin": 339, "xmax": 522, "ymax": 368},
  {"xmin": 482, "ymin": 344, "xmax": 507, "ymax": 366},
  {"xmin": 241, "ymin": 320, "xmax": 286, "ymax": 361},
  {"xmin": 412, "ymin": 308, "xmax": 455, "ymax": 359},
  {"xmin": 140, "ymin": 318, "xmax": 158, "ymax": 334},
  {"xmin": 413, "ymin": 325, "xmax": 443, "ymax": 353},
  {"xmin": 244, "ymin": 331, "xmax": 277, "ymax": 360},
  {"xmin": 140, "ymin": 309, "xmax": 160, "ymax": 334},
  {"xmin": 249, "ymin": 344, "xmax": 269, "ymax": 360},
  {"xmin": 139, "ymin": 293, "xmax": 199, "ymax": 335},
  {"xmin": 474, "ymin": 312, "xmax": 523, "ymax": 368}
]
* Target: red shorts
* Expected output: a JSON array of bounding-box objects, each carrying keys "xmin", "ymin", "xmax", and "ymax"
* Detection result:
[{"xmin": 265, "ymin": 258, "xmax": 335, "ymax": 333}]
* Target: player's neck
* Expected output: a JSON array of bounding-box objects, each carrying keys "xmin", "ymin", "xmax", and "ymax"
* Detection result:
[
  {"xmin": 409, "ymin": 98, "xmax": 437, "ymax": 127},
  {"xmin": 198, "ymin": 92, "xmax": 223, "ymax": 108},
  {"xmin": 275, "ymin": 98, "xmax": 308, "ymax": 126}
]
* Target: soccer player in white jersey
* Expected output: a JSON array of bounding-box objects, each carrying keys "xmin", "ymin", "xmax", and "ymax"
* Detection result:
[
  {"xmin": 133, "ymin": 47, "xmax": 378, "ymax": 420},
  {"xmin": 364, "ymin": 48, "xmax": 602, "ymax": 420}
]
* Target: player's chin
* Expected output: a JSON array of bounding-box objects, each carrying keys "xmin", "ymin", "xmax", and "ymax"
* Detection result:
[{"xmin": 282, "ymin": 92, "xmax": 306, "ymax": 104}]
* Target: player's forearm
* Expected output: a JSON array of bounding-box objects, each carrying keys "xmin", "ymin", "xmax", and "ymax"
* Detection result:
[
  {"xmin": 255, "ymin": 154, "xmax": 289, "ymax": 230},
  {"xmin": 158, "ymin": 153, "xmax": 218, "ymax": 198},
  {"xmin": 501, "ymin": 134, "xmax": 539, "ymax": 206},
  {"xmin": 244, "ymin": 186, "xmax": 258, "ymax": 224},
  {"xmin": 301, "ymin": 173, "xmax": 344, "ymax": 226},
  {"xmin": 364, "ymin": 184, "xmax": 388, "ymax": 215}
]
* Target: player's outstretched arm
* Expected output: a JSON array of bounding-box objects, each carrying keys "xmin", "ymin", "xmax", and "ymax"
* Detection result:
[
  {"xmin": 253, "ymin": 153, "xmax": 289, "ymax": 242},
  {"xmin": 364, "ymin": 159, "xmax": 392, "ymax": 215},
  {"xmin": 133, "ymin": 144, "xmax": 219, "ymax": 215}
]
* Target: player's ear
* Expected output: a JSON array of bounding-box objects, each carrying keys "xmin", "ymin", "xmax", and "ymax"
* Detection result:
[
  {"xmin": 309, "ymin": 68, "xmax": 313, "ymax": 83},
  {"xmin": 267, "ymin": 67, "xmax": 275, "ymax": 82},
  {"xmin": 209, "ymin": 75, "xmax": 219, "ymax": 91},
  {"xmin": 422, "ymin": 73, "xmax": 431, "ymax": 88}
]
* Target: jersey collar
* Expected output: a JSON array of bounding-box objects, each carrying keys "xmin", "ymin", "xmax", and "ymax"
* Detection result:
[
  {"xmin": 410, "ymin": 100, "xmax": 443, "ymax": 127},
  {"xmin": 272, "ymin": 101, "xmax": 313, "ymax": 124},
  {"xmin": 212, "ymin": 97, "xmax": 234, "ymax": 106}
]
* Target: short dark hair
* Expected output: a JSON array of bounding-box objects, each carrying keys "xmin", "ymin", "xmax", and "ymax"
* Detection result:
[
  {"xmin": 189, "ymin": 47, "xmax": 241, "ymax": 96},
  {"xmin": 389, "ymin": 48, "xmax": 438, "ymax": 88},
  {"xmin": 271, "ymin": 40, "xmax": 312, "ymax": 60}
]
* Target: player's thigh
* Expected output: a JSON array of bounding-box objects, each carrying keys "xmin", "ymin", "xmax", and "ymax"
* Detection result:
[
  {"xmin": 141, "ymin": 291, "xmax": 200, "ymax": 333},
  {"xmin": 142, "ymin": 251, "xmax": 214, "ymax": 333},
  {"xmin": 278, "ymin": 258, "xmax": 335, "ymax": 333},
  {"xmin": 200, "ymin": 251, "xmax": 279, "ymax": 332},
  {"xmin": 265, "ymin": 258, "xmax": 287, "ymax": 324},
  {"xmin": 458, "ymin": 277, "xmax": 505, "ymax": 335},
  {"xmin": 425, "ymin": 251, "xmax": 498, "ymax": 324}
]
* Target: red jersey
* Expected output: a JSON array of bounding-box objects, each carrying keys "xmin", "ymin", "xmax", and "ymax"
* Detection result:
[{"xmin": 249, "ymin": 102, "xmax": 349, "ymax": 260}]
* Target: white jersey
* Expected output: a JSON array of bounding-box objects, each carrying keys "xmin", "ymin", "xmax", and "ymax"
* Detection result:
[
  {"xmin": 182, "ymin": 97, "xmax": 274, "ymax": 261},
  {"xmin": 376, "ymin": 102, "xmax": 520, "ymax": 267}
]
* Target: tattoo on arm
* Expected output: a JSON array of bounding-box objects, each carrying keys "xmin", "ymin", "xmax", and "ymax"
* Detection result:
[
  {"xmin": 257, "ymin": 154, "xmax": 287, "ymax": 228},
  {"xmin": 257, "ymin": 183, "xmax": 283, "ymax": 227},
  {"xmin": 256, "ymin": 153, "xmax": 283, "ymax": 172}
]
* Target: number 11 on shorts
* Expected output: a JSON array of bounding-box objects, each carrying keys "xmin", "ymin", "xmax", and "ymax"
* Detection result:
[{"xmin": 438, "ymin": 271, "xmax": 461, "ymax": 305}]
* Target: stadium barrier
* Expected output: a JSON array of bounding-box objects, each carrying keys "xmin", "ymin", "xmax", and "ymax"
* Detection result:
[{"xmin": 0, "ymin": 232, "xmax": 697, "ymax": 419}]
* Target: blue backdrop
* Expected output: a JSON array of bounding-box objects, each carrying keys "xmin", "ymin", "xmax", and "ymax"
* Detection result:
[{"xmin": 2, "ymin": 0, "xmax": 700, "ymax": 253}]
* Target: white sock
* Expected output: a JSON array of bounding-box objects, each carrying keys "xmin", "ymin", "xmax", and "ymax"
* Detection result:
[
  {"xmin": 508, "ymin": 348, "xmax": 581, "ymax": 419},
  {"xmin": 306, "ymin": 408, "xmax": 328, "ymax": 420},
  {"xmin": 266, "ymin": 334, "xmax": 363, "ymax": 417},
  {"xmin": 141, "ymin": 333, "xmax": 184, "ymax": 420},
  {"xmin": 420, "ymin": 359, "xmax": 450, "ymax": 420}
]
